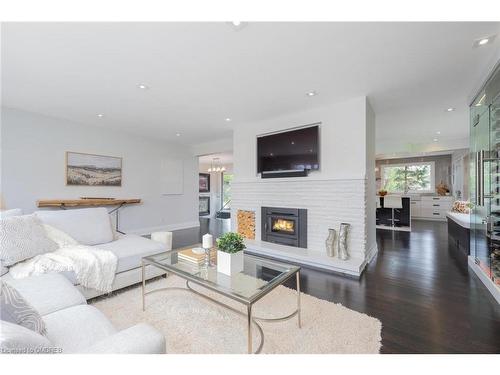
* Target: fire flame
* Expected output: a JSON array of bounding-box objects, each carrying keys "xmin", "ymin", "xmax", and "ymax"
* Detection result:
[{"xmin": 272, "ymin": 219, "xmax": 294, "ymax": 232}]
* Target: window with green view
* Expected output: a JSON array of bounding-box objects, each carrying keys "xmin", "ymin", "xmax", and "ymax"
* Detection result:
[
  {"xmin": 222, "ymin": 173, "xmax": 233, "ymax": 209},
  {"xmin": 381, "ymin": 162, "xmax": 434, "ymax": 193}
]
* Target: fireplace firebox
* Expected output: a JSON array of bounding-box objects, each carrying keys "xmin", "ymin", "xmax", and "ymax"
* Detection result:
[{"xmin": 261, "ymin": 207, "xmax": 307, "ymax": 248}]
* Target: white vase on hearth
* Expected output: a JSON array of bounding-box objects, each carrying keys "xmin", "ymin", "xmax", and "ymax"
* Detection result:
[
  {"xmin": 338, "ymin": 223, "xmax": 351, "ymax": 260},
  {"xmin": 325, "ymin": 228, "xmax": 337, "ymax": 257}
]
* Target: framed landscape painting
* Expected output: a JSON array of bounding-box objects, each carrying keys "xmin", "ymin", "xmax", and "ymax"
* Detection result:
[{"xmin": 66, "ymin": 151, "xmax": 122, "ymax": 186}]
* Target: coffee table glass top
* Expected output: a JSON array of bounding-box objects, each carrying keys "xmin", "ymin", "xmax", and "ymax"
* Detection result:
[{"xmin": 143, "ymin": 246, "xmax": 300, "ymax": 304}]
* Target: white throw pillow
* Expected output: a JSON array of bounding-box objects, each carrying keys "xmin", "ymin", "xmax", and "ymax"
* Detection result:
[
  {"xmin": 35, "ymin": 207, "xmax": 114, "ymax": 246},
  {"xmin": 43, "ymin": 224, "xmax": 79, "ymax": 248},
  {"xmin": 0, "ymin": 281, "xmax": 47, "ymax": 335},
  {"xmin": 0, "ymin": 208, "xmax": 23, "ymax": 219},
  {"xmin": 0, "ymin": 214, "xmax": 59, "ymax": 266}
]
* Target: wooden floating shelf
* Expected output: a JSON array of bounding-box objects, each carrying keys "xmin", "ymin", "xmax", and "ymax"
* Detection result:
[{"xmin": 37, "ymin": 198, "xmax": 141, "ymax": 208}]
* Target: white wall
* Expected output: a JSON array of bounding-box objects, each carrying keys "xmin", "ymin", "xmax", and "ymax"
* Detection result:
[
  {"xmin": 1, "ymin": 108, "xmax": 199, "ymax": 234},
  {"xmin": 231, "ymin": 96, "xmax": 377, "ymax": 273},
  {"xmin": 233, "ymin": 96, "xmax": 369, "ymax": 182},
  {"xmin": 191, "ymin": 138, "xmax": 233, "ymax": 157},
  {"xmin": 451, "ymin": 148, "xmax": 470, "ymax": 200},
  {"xmin": 365, "ymin": 99, "xmax": 377, "ymax": 258},
  {"xmin": 376, "ymin": 136, "xmax": 469, "ymax": 159}
]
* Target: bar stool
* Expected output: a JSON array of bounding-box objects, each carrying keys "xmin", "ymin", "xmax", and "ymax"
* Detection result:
[
  {"xmin": 376, "ymin": 197, "xmax": 381, "ymax": 225},
  {"xmin": 384, "ymin": 195, "xmax": 402, "ymax": 227}
]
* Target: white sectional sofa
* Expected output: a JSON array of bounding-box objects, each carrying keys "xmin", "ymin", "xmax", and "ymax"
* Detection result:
[
  {"xmin": 2, "ymin": 273, "xmax": 165, "ymax": 353},
  {"xmin": 1, "ymin": 207, "xmax": 171, "ymax": 353},
  {"xmin": 3, "ymin": 207, "xmax": 168, "ymax": 299}
]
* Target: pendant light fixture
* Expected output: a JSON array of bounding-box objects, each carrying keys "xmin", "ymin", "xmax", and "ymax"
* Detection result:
[{"xmin": 207, "ymin": 157, "xmax": 226, "ymax": 173}]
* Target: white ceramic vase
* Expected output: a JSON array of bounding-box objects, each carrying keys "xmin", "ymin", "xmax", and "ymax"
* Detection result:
[
  {"xmin": 325, "ymin": 228, "xmax": 337, "ymax": 257},
  {"xmin": 338, "ymin": 223, "xmax": 351, "ymax": 260},
  {"xmin": 217, "ymin": 250, "xmax": 244, "ymax": 276}
]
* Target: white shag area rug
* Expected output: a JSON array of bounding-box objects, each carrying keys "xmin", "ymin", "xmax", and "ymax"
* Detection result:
[{"xmin": 91, "ymin": 275, "xmax": 382, "ymax": 354}]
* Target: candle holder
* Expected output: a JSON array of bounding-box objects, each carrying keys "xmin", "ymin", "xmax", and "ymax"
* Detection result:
[
  {"xmin": 204, "ymin": 247, "xmax": 212, "ymax": 267},
  {"xmin": 201, "ymin": 233, "xmax": 214, "ymax": 268}
]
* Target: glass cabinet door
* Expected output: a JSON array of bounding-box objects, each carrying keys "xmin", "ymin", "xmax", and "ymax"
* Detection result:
[
  {"xmin": 490, "ymin": 94, "xmax": 500, "ymax": 286},
  {"xmin": 470, "ymin": 72, "xmax": 500, "ymax": 288},
  {"xmin": 470, "ymin": 99, "xmax": 490, "ymax": 276}
]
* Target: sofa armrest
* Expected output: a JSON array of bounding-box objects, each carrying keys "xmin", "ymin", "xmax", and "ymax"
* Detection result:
[{"xmin": 81, "ymin": 323, "xmax": 165, "ymax": 354}]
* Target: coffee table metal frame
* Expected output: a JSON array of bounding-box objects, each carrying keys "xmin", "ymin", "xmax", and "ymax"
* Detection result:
[{"xmin": 141, "ymin": 252, "xmax": 301, "ymax": 354}]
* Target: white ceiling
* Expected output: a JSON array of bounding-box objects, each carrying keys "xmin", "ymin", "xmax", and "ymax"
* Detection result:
[{"xmin": 2, "ymin": 22, "xmax": 500, "ymax": 149}]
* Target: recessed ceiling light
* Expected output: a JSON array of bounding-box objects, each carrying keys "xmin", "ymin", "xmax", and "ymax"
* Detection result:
[
  {"xmin": 446, "ymin": 107, "xmax": 454, "ymax": 112},
  {"xmin": 436, "ymin": 131, "xmax": 441, "ymax": 135},
  {"xmin": 479, "ymin": 38, "xmax": 489, "ymax": 45},
  {"xmin": 175, "ymin": 133, "xmax": 181, "ymax": 137},
  {"xmin": 137, "ymin": 83, "xmax": 149, "ymax": 90},
  {"xmin": 225, "ymin": 118, "xmax": 232, "ymax": 122},
  {"xmin": 306, "ymin": 91, "xmax": 318, "ymax": 97},
  {"xmin": 433, "ymin": 138, "xmax": 438, "ymax": 142},
  {"xmin": 227, "ymin": 21, "xmax": 247, "ymax": 31},
  {"xmin": 97, "ymin": 114, "xmax": 104, "ymax": 118}
]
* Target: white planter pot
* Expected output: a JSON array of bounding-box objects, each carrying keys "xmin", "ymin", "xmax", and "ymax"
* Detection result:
[{"xmin": 217, "ymin": 250, "xmax": 244, "ymax": 276}]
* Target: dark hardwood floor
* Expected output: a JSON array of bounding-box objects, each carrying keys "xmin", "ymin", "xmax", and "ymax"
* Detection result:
[{"xmin": 172, "ymin": 218, "xmax": 500, "ymax": 353}]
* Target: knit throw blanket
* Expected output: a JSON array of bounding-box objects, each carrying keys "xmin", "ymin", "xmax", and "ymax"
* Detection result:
[{"xmin": 9, "ymin": 245, "xmax": 117, "ymax": 293}]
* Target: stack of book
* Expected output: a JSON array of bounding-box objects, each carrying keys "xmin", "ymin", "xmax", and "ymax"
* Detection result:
[{"xmin": 178, "ymin": 248, "xmax": 216, "ymax": 266}]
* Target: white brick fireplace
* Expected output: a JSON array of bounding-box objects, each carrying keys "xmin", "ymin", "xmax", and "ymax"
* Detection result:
[{"xmin": 231, "ymin": 96, "xmax": 377, "ymax": 277}]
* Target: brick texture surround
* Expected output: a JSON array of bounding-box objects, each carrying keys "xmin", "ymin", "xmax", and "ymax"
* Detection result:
[{"xmin": 231, "ymin": 178, "xmax": 368, "ymax": 261}]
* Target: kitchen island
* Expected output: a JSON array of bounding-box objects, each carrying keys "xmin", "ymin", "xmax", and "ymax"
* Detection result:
[{"xmin": 376, "ymin": 196, "xmax": 411, "ymax": 232}]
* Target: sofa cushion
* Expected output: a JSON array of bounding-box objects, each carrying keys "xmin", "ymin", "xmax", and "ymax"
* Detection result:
[
  {"xmin": 35, "ymin": 207, "xmax": 114, "ymax": 246},
  {"xmin": 0, "ymin": 214, "xmax": 59, "ymax": 266},
  {"xmin": 43, "ymin": 305, "xmax": 116, "ymax": 353},
  {"xmin": 82, "ymin": 323, "xmax": 166, "ymax": 354},
  {"xmin": 0, "ymin": 281, "xmax": 46, "ymax": 335},
  {"xmin": 0, "ymin": 208, "xmax": 23, "ymax": 219},
  {"xmin": 95, "ymin": 234, "xmax": 164, "ymax": 273},
  {"xmin": 43, "ymin": 224, "xmax": 79, "ymax": 248},
  {"xmin": 3, "ymin": 273, "xmax": 86, "ymax": 316},
  {"xmin": 0, "ymin": 320, "xmax": 53, "ymax": 354}
]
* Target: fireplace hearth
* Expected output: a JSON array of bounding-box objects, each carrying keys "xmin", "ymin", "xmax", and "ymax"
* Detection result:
[{"xmin": 261, "ymin": 207, "xmax": 307, "ymax": 248}]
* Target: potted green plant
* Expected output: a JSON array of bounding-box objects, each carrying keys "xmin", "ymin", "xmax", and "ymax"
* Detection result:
[{"xmin": 216, "ymin": 232, "xmax": 245, "ymax": 275}]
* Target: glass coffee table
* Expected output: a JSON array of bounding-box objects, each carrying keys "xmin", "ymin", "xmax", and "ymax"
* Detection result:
[{"xmin": 141, "ymin": 246, "xmax": 301, "ymax": 354}]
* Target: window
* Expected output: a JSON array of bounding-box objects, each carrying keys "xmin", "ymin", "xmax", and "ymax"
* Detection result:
[
  {"xmin": 222, "ymin": 173, "xmax": 233, "ymax": 209},
  {"xmin": 381, "ymin": 162, "xmax": 435, "ymax": 193}
]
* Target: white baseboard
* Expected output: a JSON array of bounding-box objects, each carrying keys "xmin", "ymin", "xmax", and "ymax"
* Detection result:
[
  {"xmin": 125, "ymin": 220, "xmax": 200, "ymax": 236},
  {"xmin": 468, "ymin": 256, "xmax": 500, "ymax": 304}
]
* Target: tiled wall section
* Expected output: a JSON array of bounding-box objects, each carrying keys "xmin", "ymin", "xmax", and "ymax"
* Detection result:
[{"xmin": 231, "ymin": 179, "xmax": 367, "ymax": 260}]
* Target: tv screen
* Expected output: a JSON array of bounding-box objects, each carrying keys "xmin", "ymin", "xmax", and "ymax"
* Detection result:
[{"xmin": 257, "ymin": 125, "xmax": 319, "ymax": 173}]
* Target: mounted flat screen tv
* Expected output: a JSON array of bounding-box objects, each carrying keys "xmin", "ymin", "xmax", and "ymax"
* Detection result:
[{"xmin": 257, "ymin": 124, "xmax": 320, "ymax": 175}]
